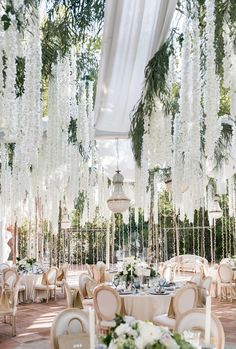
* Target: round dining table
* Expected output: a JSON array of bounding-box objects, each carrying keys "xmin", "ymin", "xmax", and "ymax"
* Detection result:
[
  {"xmin": 120, "ymin": 291, "xmax": 173, "ymax": 321},
  {"xmin": 19, "ymin": 273, "xmax": 43, "ymax": 302}
]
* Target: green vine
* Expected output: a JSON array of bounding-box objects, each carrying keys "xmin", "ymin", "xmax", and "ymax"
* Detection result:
[{"xmin": 129, "ymin": 35, "xmax": 178, "ymax": 167}]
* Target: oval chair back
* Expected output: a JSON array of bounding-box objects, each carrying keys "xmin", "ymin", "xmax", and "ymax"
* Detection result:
[
  {"xmin": 3, "ymin": 268, "xmax": 19, "ymax": 289},
  {"xmin": 173, "ymin": 285, "xmax": 198, "ymax": 318},
  {"xmin": 218, "ymin": 264, "xmax": 233, "ymax": 283},
  {"xmin": 46, "ymin": 267, "xmax": 58, "ymax": 285},
  {"xmin": 175, "ymin": 308, "xmax": 225, "ymax": 349},
  {"xmin": 79, "ymin": 273, "xmax": 94, "ymax": 298},
  {"xmin": 50, "ymin": 308, "xmax": 89, "ymax": 349},
  {"xmin": 63, "ymin": 280, "xmax": 74, "ymax": 308},
  {"xmin": 0, "ymin": 263, "xmax": 10, "ymax": 273},
  {"xmin": 163, "ymin": 265, "xmax": 172, "ymax": 282},
  {"xmin": 92, "ymin": 266, "xmax": 101, "ymax": 283},
  {"xmin": 93, "ymin": 285, "xmax": 121, "ymax": 321}
]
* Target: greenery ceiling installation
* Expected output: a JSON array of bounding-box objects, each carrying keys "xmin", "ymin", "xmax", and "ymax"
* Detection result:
[{"xmin": 130, "ymin": 0, "xmax": 236, "ymax": 168}]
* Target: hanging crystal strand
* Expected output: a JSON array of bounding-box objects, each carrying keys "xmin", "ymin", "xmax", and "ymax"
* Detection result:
[
  {"xmin": 118, "ymin": 214, "xmax": 121, "ymax": 253},
  {"xmin": 159, "ymin": 205, "xmax": 163, "ymax": 261},
  {"xmin": 224, "ymin": 196, "xmax": 228, "ymax": 257},
  {"xmin": 192, "ymin": 220, "xmax": 195, "ymax": 255},
  {"xmin": 213, "ymin": 221, "xmax": 216, "ymax": 264},
  {"xmin": 197, "ymin": 210, "xmax": 200, "ymax": 256},
  {"xmin": 183, "ymin": 218, "xmax": 186, "ymax": 255},
  {"xmin": 172, "ymin": 210, "xmax": 176, "ymax": 257},
  {"xmin": 129, "ymin": 211, "xmax": 132, "ymax": 256},
  {"xmin": 221, "ymin": 209, "xmax": 225, "ymax": 258},
  {"xmin": 228, "ymin": 214, "xmax": 232, "ymax": 257}
]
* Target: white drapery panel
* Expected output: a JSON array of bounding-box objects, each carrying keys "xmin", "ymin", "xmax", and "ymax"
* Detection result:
[{"xmin": 94, "ymin": 0, "xmax": 177, "ymax": 138}]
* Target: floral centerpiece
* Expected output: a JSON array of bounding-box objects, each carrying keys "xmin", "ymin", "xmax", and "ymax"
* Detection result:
[
  {"xmin": 101, "ymin": 315, "xmax": 195, "ymax": 349},
  {"xmin": 16, "ymin": 257, "xmax": 37, "ymax": 273},
  {"xmin": 115, "ymin": 257, "xmax": 157, "ymax": 288}
]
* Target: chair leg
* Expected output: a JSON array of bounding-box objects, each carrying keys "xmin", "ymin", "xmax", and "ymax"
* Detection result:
[
  {"xmin": 12, "ymin": 316, "xmax": 16, "ymax": 336},
  {"xmin": 46, "ymin": 290, "xmax": 49, "ymax": 303}
]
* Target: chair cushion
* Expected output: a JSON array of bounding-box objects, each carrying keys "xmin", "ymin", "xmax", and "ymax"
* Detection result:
[
  {"xmin": 35, "ymin": 284, "xmax": 56, "ymax": 290},
  {"xmin": 57, "ymin": 281, "xmax": 64, "ymax": 286},
  {"xmin": 153, "ymin": 314, "xmax": 176, "ymax": 329},
  {"xmin": 100, "ymin": 320, "xmax": 116, "ymax": 328},
  {"xmin": 82, "ymin": 299, "xmax": 94, "ymax": 306},
  {"xmin": 19, "ymin": 285, "xmax": 26, "ymax": 291},
  {"xmin": 85, "ymin": 279, "xmax": 97, "ymax": 298}
]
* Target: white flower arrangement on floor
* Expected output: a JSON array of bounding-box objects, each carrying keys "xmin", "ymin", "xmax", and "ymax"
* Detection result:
[{"xmin": 101, "ymin": 315, "xmax": 195, "ymax": 349}]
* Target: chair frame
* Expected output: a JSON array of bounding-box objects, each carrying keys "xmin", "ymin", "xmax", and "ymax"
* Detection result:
[
  {"xmin": 0, "ymin": 263, "xmax": 10, "ymax": 273},
  {"xmin": 86, "ymin": 264, "xmax": 94, "ymax": 278},
  {"xmin": 34, "ymin": 267, "xmax": 58, "ymax": 303},
  {"xmin": 218, "ymin": 264, "xmax": 235, "ymax": 302},
  {"xmin": 50, "ymin": 308, "xmax": 89, "ymax": 349},
  {"xmin": 173, "ymin": 284, "xmax": 198, "ymax": 318},
  {"xmin": 93, "ymin": 285, "xmax": 121, "ymax": 322},
  {"xmin": 0, "ymin": 282, "xmax": 19, "ymax": 336},
  {"xmin": 3, "ymin": 268, "xmax": 19, "ymax": 289},
  {"xmin": 175, "ymin": 308, "xmax": 225, "ymax": 349}
]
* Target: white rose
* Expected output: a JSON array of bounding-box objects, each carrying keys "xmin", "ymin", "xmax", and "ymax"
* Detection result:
[
  {"xmin": 115, "ymin": 323, "xmax": 132, "ymax": 337},
  {"xmin": 135, "ymin": 336, "xmax": 144, "ymax": 349},
  {"xmin": 138, "ymin": 322, "xmax": 162, "ymax": 346}
]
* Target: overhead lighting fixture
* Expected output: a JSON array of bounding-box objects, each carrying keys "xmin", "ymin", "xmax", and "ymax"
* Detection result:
[{"xmin": 107, "ymin": 139, "xmax": 130, "ymax": 213}]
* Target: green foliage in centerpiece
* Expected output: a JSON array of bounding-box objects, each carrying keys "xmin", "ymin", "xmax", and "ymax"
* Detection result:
[
  {"xmin": 101, "ymin": 315, "xmax": 195, "ymax": 349},
  {"xmin": 16, "ymin": 257, "xmax": 37, "ymax": 272},
  {"xmin": 114, "ymin": 257, "xmax": 158, "ymax": 287}
]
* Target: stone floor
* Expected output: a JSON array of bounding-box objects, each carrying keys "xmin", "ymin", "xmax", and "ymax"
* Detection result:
[
  {"xmin": 0, "ymin": 268, "xmax": 236, "ymax": 349},
  {"xmin": 0, "ymin": 296, "xmax": 236, "ymax": 349}
]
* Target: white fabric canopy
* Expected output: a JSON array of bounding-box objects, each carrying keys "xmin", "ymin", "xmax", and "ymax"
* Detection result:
[{"xmin": 94, "ymin": 0, "xmax": 177, "ymax": 138}]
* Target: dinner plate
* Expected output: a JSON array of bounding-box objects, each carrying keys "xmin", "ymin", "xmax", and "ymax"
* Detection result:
[
  {"xmin": 119, "ymin": 291, "xmax": 132, "ymax": 295},
  {"xmin": 149, "ymin": 291, "xmax": 170, "ymax": 295}
]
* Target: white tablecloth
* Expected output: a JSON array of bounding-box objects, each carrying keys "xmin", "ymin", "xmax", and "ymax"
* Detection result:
[
  {"xmin": 19, "ymin": 273, "xmax": 43, "ymax": 301},
  {"xmin": 121, "ymin": 293, "xmax": 172, "ymax": 321},
  {"xmin": 208, "ymin": 268, "xmax": 236, "ymax": 297}
]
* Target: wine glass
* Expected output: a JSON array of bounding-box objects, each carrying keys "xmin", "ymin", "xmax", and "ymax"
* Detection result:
[
  {"xmin": 113, "ymin": 278, "xmax": 119, "ymax": 288},
  {"xmin": 133, "ymin": 277, "xmax": 141, "ymax": 293}
]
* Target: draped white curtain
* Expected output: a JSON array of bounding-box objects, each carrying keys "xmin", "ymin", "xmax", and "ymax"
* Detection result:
[{"xmin": 94, "ymin": 0, "xmax": 177, "ymax": 138}]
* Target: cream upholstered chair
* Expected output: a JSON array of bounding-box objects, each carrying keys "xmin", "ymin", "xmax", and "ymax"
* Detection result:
[
  {"xmin": 92, "ymin": 266, "xmax": 101, "ymax": 283},
  {"xmin": 218, "ymin": 264, "xmax": 235, "ymax": 302},
  {"xmin": 64, "ymin": 280, "xmax": 74, "ymax": 308},
  {"xmin": 86, "ymin": 264, "xmax": 94, "ymax": 278},
  {"xmin": 78, "ymin": 273, "xmax": 95, "ymax": 306},
  {"xmin": 0, "ymin": 263, "xmax": 10, "ymax": 273},
  {"xmin": 3, "ymin": 268, "xmax": 19, "ymax": 289},
  {"xmin": 162, "ymin": 265, "xmax": 172, "ymax": 282},
  {"xmin": 93, "ymin": 285, "xmax": 121, "ymax": 334},
  {"xmin": 56, "ymin": 263, "xmax": 68, "ymax": 296},
  {"xmin": 0, "ymin": 277, "xmax": 20, "ymax": 336},
  {"xmin": 34, "ymin": 267, "xmax": 58, "ymax": 303},
  {"xmin": 175, "ymin": 308, "xmax": 225, "ymax": 349},
  {"xmin": 153, "ymin": 285, "xmax": 198, "ymax": 330},
  {"xmin": 3, "ymin": 268, "xmax": 26, "ymax": 303},
  {"xmin": 190, "ymin": 272, "xmax": 202, "ymax": 286},
  {"xmin": 199, "ymin": 276, "xmax": 213, "ymax": 305},
  {"xmin": 64, "ymin": 280, "xmax": 83, "ymax": 309},
  {"xmin": 50, "ymin": 308, "xmax": 89, "ymax": 349}
]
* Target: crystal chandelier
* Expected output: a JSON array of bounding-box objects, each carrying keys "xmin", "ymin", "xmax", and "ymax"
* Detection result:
[
  {"xmin": 61, "ymin": 205, "xmax": 71, "ymax": 229},
  {"xmin": 107, "ymin": 139, "xmax": 130, "ymax": 213},
  {"xmin": 209, "ymin": 195, "xmax": 223, "ymax": 220}
]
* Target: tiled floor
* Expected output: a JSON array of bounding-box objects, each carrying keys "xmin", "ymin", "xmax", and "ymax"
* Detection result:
[
  {"xmin": 0, "ymin": 268, "xmax": 236, "ymax": 349},
  {"xmin": 1, "ymin": 297, "xmax": 236, "ymax": 349}
]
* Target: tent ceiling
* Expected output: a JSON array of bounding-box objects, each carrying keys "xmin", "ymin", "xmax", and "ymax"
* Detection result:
[{"xmin": 94, "ymin": 0, "xmax": 177, "ymax": 139}]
